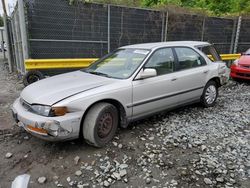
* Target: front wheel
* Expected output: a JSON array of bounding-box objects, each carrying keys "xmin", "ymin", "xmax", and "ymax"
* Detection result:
[
  {"xmin": 200, "ymin": 80, "xmax": 218, "ymax": 107},
  {"xmin": 82, "ymin": 102, "xmax": 118, "ymax": 147}
]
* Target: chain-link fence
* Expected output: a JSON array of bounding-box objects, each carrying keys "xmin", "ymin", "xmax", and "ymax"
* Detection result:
[
  {"xmin": 24, "ymin": 0, "xmax": 164, "ymax": 59},
  {"xmin": 6, "ymin": 0, "xmax": 250, "ymax": 74}
]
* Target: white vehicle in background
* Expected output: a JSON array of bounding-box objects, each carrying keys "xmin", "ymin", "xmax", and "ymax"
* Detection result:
[{"xmin": 12, "ymin": 41, "xmax": 229, "ymax": 147}]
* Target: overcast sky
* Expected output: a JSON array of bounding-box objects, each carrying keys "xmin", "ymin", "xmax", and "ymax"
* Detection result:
[{"xmin": 0, "ymin": 0, "xmax": 17, "ymax": 15}]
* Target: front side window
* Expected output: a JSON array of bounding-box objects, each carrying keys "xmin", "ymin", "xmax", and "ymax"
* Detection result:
[
  {"xmin": 145, "ymin": 48, "xmax": 175, "ymax": 76},
  {"xmin": 83, "ymin": 48, "xmax": 150, "ymax": 79},
  {"xmin": 175, "ymin": 47, "xmax": 206, "ymax": 71}
]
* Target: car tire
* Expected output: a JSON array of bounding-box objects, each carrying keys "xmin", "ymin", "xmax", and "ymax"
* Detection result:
[
  {"xmin": 23, "ymin": 70, "xmax": 44, "ymax": 86},
  {"xmin": 83, "ymin": 102, "xmax": 118, "ymax": 147},
  {"xmin": 201, "ymin": 80, "xmax": 218, "ymax": 107}
]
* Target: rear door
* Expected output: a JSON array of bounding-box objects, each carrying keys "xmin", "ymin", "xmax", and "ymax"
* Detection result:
[{"xmin": 172, "ymin": 47, "xmax": 209, "ymax": 103}]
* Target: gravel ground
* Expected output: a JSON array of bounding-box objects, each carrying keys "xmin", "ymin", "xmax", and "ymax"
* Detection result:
[{"xmin": 0, "ymin": 58, "xmax": 249, "ymax": 188}]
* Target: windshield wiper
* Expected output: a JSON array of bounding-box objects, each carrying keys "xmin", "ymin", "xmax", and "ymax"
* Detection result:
[{"xmin": 88, "ymin": 71, "xmax": 111, "ymax": 78}]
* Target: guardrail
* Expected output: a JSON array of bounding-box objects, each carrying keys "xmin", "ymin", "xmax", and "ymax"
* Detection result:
[
  {"xmin": 24, "ymin": 54, "xmax": 241, "ymax": 70},
  {"xmin": 25, "ymin": 58, "xmax": 98, "ymax": 70},
  {"xmin": 220, "ymin": 54, "xmax": 241, "ymax": 61}
]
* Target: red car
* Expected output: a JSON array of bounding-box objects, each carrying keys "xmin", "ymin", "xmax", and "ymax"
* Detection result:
[{"xmin": 230, "ymin": 48, "xmax": 250, "ymax": 80}]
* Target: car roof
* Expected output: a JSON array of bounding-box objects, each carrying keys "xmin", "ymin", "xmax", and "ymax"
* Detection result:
[{"xmin": 120, "ymin": 41, "xmax": 210, "ymax": 50}]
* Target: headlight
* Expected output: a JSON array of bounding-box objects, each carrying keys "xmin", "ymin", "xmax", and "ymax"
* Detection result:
[
  {"xmin": 31, "ymin": 105, "xmax": 51, "ymax": 116},
  {"xmin": 31, "ymin": 105, "xmax": 68, "ymax": 117}
]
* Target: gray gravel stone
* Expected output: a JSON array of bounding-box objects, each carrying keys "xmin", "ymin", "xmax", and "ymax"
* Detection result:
[
  {"xmin": 146, "ymin": 177, "xmax": 151, "ymax": 184},
  {"xmin": 103, "ymin": 180, "xmax": 110, "ymax": 187},
  {"xmin": 216, "ymin": 177, "xmax": 224, "ymax": 183},
  {"xmin": 66, "ymin": 177, "xmax": 71, "ymax": 182},
  {"xmin": 113, "ymin": 172, "xmax": 121, "ymax": 180},
  {"xmin": 75, "ymin": 170, "xmax": 82, "ymax": 176},
  {"xmin": 119, "ymin": 164, "xmax": 128, "ymax": 169},
  {"xmin": 38, "ymin": 176, "xmax": 46, "ymax": 184},
  {"xmin": 204, "ymin": 178, "xmax": 213, "ymax": 185},
  {"xmin": 119, "ymin": 169, "xmax": 127, "ymax": 177},
  {"xmin": 74, "ymin": 156, "xmax": 80, "ymax": 165},
  {"xmin": 5, "ymin": 152, "xmax": 12, "ymax": 158}
]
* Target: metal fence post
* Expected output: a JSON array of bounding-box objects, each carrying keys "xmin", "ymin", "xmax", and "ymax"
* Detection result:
[
  {"xmin": 161, "ymin": 12, "xmax": 165, "ymax": 42},
  {"xmin": 201, "ymin": 17, "xmax": 206, "ymax": 41},
  {"xmin": 233, "ymin": 16, "xmax": 242, "ymax": 53},
  {"xmin": 164, "ymin": 11, "xmax": 168, "ymax": 42},
  {"xmin": 15, "ymin": 11, "xmax": 24, "ymax": 73},
  {"xmin": 18, "ymin": 0, "xmax": 29, "ymax": 72},
  {"xmin": 3, "ymin": 15, "xmax": 13, "ymax": 72},
  {"xmin": 107, "ymin": 4, "xmax": 110, "ymax": 53},
  {"xmin": 11, "ymin": 14, "xmax": 19, "ymax": 71},
  {"xmin": 229, "ymin": 18, "xmax": 237, "ymax": 54}
]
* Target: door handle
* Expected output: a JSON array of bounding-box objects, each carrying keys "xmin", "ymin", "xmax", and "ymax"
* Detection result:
[
  {"xmin": 203, "ymin": 70, "xmax": 209, "ymax": 74},
  {"xmin": 171, "ymin": 78, "xmax": 177, "ymax": 81}
]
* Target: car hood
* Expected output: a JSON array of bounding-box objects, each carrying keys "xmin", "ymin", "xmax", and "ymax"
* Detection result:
[
  {"xmin": 21, "ymin": 71, "xmax": 115, "ymax": 105},
  {"xmin": 239, "ymin": 55, "xmax": 250, "ymax": 65}
]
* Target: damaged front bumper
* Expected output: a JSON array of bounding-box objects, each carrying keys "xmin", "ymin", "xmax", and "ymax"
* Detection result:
[{"xmin": 11, "ymin": 98, "xmax": 82, "ymax": 141}]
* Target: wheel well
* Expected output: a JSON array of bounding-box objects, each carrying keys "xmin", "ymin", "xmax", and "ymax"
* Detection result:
[
  {"xmin": 79, "ymin": 99, "xmax": 128, "ymax": 138},
  {"xmin": 208, "ymin": 77, "xmax": 221, "ymax": 87}
]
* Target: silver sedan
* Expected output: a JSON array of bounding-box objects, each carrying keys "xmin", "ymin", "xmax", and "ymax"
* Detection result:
[{"xmin": 12, "ymin": 41, "xmax": 229, "ymax": 147}]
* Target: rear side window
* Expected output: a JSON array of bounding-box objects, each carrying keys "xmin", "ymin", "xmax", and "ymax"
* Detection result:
[
  {"xmin": 199, "ymin": 45, "xmax": 221, "ymax": 62},
  {"xmin": 145, "ymin": 48, "xmax": 175, "ymax": 76},
  {"xmin": 175, "ymin": 47, "xmax": 206, "ymax": 71}
]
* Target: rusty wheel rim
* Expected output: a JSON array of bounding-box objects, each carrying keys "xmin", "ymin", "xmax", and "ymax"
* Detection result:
[{"xmin": 97, "ymin": 112, "xmax": 113, "ymax": 138}]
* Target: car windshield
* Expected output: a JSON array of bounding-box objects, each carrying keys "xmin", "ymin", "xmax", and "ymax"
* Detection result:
[
  {"xmin": 82, "ymin": 48, "xmax": 150, "ymax": 79},
  {"xmin": 245, "ymin": 49, "xmax": 250, "ymax": 55}
]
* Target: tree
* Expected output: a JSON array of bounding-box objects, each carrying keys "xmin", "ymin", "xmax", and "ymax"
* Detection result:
[{"xmin": 142, "ymin": 0, "xmax": 250, "ymax": 15}]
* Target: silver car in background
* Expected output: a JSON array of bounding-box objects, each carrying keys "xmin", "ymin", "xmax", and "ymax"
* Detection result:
[{"xmin": 12, "ymin": 41, "xmax": 229, "ymax": 147}]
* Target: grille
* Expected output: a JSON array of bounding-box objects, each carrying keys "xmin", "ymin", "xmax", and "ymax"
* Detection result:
[
  {"xmin": 240, "ymin": 65, "xmax": 250, "ymax": 69},
  {"xmin": 20, "ymin": 98, "xmax": 32, "ymax": 111},
  {"xmin": 236, "ymin": 73, "xmax": 250, "ymax": 77}
]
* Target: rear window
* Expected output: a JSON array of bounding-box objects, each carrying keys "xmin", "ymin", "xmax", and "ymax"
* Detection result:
[{"xmin": 199, "ymin": 45, "xmax": 221, "ymax": 62}]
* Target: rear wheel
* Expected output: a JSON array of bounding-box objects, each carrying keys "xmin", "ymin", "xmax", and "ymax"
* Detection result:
[
  {"xmin": 201, "ymin": 80, "xmax": 218, "ymax": 107},
  {"xmin": 83, "ymin": 102, "xmax": 118, "ymax": 147}
]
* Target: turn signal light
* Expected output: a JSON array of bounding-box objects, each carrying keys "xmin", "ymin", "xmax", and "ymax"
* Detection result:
[
  {"xmin": 27, "ymin": 125, "xmax": 48, "ymax": 134},
  {"xmin": 51, "ymin": 107, "xmax": 68, "ymax": 116}
]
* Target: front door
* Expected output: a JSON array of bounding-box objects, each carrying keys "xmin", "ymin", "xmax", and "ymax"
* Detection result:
[{"xmin": 132, "ymin": 47, "xmax": 180, "ymax": 119}]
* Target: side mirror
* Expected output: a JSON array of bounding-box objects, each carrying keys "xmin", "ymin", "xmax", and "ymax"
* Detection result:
[{"xmin": 136, "ymin": 68, "xmax": 157, "ymax": 80}]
